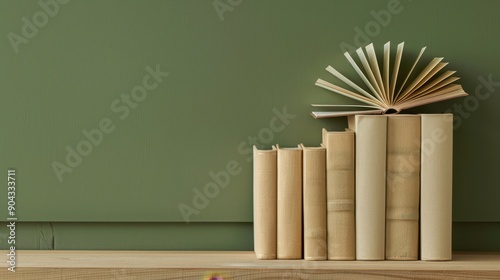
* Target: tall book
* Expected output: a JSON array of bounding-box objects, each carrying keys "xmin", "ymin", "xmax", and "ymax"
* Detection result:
[
  {"xmin": 276, "ymin": 145, "xmax": 303, "ymax": 259},
  {"xmin": 385, "ymin": 115, "xmax": 421, "ymax": 260},
  {"xmin": 253, "ymin": 146, "xmax": 277, "ymax": 260},
  {"xmin": 322, "ymin": 129, "xmax": 355, "ymax": 260},
  {"xmin": 420, "ymin": 114, "xmax": 453, "ymax": 261},
  {"xmin": 301, "ymin": 144, "xmax": 327, "ymax": 261},
  {"xmin": 348, "ymin": 115, "xmax": 387, "ymax": 260},
  {"xmin": 311, "ymin": 41, "xmax": 468, "ymax": 118}
]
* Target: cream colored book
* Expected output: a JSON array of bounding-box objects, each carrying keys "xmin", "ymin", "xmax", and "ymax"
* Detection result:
[
  {"xmin": 348, "ymin": 115, "xmax": 387, "ymax": 260},
  {"xmin": 420, "ymin": 114, "xmax": 453, "ymax": 261},
  {"xmin": 276, "ymin": 145, "xmax": 303, "ymax": 259},
  {"xmin": 253, "ymin": 146, "xmax": 277, "ymax": 260},
  {"xmin": 322, "ymin": 129, "xmax": 355, "ymax": 260},
  {"xmin": 311, "ymin": 41, "xmax": 468, "ymax": 118},
  {"xmin": 385, "ymin": 115, "xmax": 420, "ymax": 260},
  {"xmin": 301, "ymin": 144, "xmax": 327, "ymax": 261}
]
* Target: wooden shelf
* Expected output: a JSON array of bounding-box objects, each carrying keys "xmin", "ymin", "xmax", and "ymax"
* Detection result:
[{"xmin": 2, "ymin": 251, "xmax": 500, "ymax": 279}]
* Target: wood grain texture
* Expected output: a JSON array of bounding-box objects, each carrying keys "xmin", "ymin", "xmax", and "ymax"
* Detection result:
[{"xmin": 1, "ymin": 251, "xmax": 500, "ymax": 279}]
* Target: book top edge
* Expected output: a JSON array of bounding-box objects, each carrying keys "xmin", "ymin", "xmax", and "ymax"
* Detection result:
[
  {"xmin": 253, "ymin": 145, "xmax": 277, "ymax": 152},
  {"xmin": 323, "ymin": 130, "xmax": 354, "ymax": 134},
  {"xmin": 419, "ymin": 113, "xmax": 453, "ymax": 116},
  {"xmin": 277, "ymin": 147, "xmax": 302, "ymax": 150},
  {"xmin": 300, "ymin": 145, "xmax": 326, "ymax": 150}
]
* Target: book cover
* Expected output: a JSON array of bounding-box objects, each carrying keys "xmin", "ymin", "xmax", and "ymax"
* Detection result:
[
  {"xmin": 385, "ymin": 115, "xmax": 421, "ymax": 260},
  {"xmin": 301, "ymin": 144, "xmax": 327, "ymax": 261},
  {"xmin": 322, "ymin": 129, "xmax": 355, "ymax": 260},
  {"xmin": 253, "ymin": 146, "xmax": 277, "ymax": 260},
  {"xmin": 276, "ymin": 145, "xmax": 303, "ymax": 259},
  {"xmin": 420, "ymin": 114, "xmax": 453, "ymax": 261},
  {"xmin": 348, "ymin": 115, "xmax": 387, "ymax": 260}
]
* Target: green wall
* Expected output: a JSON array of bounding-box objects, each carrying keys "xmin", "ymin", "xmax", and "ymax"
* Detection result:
[{"xmin": 1, "ymin": 0, "xmax": 499, "ymax": 250}]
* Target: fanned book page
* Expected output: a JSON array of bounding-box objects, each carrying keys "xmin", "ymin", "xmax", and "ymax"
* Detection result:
[{"xmin": 311, "ymin": 42, "xmax": 468, "ymax": 118}]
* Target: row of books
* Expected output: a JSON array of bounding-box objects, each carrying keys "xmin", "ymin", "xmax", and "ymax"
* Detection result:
[{"xmin": 253, "ymin": 114, "xmax": 453, "ymax": 261}]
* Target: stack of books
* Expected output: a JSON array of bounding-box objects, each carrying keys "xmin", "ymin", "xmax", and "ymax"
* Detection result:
[{"xmin": 253, "ymin": 42, "xmax": 467, "ymax": 261}]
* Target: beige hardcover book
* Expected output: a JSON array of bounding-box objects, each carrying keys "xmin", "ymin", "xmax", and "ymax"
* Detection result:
[
  {"xmin": 301, "ymin": 144, "xmax": 327, "ymax": 261},
  {"xmin": 348, "ymin": 115, "xmax": 387, "ymax": 260},
  {"xmin": 322, "ymin": 129, "xmax": 355, "ymax": 260},
  {"xmin": 420, "ymin": 114, "xmax": 453, "ymax": 261},
  {"xmin": 277, "ymin": 145, "xmax": 303, "ymax": 259},
  {"xmin": 253, "ymin": 146, "xmax": 277, "ymax": 260},
  {"xmin": 385, "ymin": 115, "xmax": 421, "ymax": 260}
]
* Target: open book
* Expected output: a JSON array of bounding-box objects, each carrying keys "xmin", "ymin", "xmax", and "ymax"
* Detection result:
[{"xmin": 311, "ymin": 42, "xmax": 468, "ymax": 118}]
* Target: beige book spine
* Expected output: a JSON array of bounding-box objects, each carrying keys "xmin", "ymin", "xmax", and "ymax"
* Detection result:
[
  {"xmin": 322, "ymin": 129, "xmax": 355, "ymax": 260},
  {"xmin": 385, "ymin": 115, "xmax": 421, "ymax": 260},
  {"xmin": 301, "ymin": 144, "xmax": 327, "ymax": 261},
  {"xmin": 420, "ymin": 114, "xmax": 453, "ymax": 261},
  {"xmin": 253, "ymin": 146, "xmax": 277, "ymax": 260},
  {"xmin": 277, "ymin": 145, "xmax": 303, "ymax": 259},
  {"xmin": 348, "ymin": 115, "xmax": 387, "ymax": 260}
]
